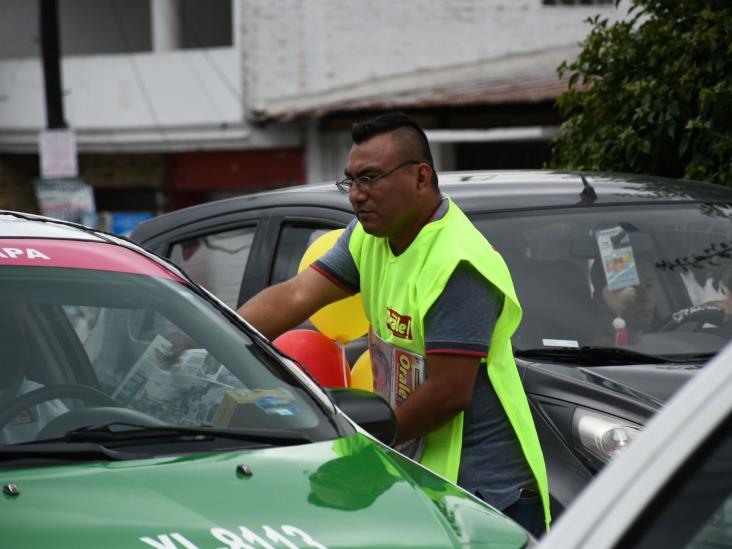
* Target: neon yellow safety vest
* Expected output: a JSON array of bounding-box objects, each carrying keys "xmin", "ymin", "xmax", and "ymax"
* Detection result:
[{"xmin": 348, "ymin": 197, "xmax": 551, "ymax": 529}]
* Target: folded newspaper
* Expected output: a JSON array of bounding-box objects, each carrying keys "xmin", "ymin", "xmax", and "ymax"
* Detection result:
[{"xmin": 112, "ymin": 335, "xmax": 238, "ymax": 426}]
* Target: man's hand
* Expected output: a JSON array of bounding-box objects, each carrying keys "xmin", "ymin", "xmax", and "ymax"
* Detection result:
[
  {"xmin": 393, "ymin": 353, "xmax": 481, "ymax": 444},
  {"xmin": 237, "ymin": 267, "xmax": 353, "ymax": 340}
]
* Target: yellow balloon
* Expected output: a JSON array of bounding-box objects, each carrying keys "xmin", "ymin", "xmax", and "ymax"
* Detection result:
[
  {"xmin": 298, "ymin": 229, "xmax": 369, "ymax": 343},
  {"xmin": 350, "ymin": 351, "xmax": 373, "ymax": 392}
]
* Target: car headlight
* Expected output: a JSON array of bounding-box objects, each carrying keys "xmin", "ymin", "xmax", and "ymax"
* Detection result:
[{"xmin": 573, "ymin": 408, "xmax": 641, "ymax": 469}]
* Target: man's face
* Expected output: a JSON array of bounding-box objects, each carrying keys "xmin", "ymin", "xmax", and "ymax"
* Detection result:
[{"xmin": 344, "ymin": 133, "xmax": 420, "ymax": 240}]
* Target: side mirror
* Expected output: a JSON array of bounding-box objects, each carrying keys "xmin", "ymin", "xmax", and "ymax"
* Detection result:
[{"xmin": 325, "ymin": 388, "xmax": 397, "ymax": 446}]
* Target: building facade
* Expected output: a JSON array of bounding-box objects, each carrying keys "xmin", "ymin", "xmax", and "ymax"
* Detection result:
[{"xmin": 0, "ymin": 0, "xmax": 627, "ymax": 225}]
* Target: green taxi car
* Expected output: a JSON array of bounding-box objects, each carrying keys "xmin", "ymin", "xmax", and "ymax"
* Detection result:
[{"xmin": 0, "ymin": 211, "xmax": 531, "ymax": 548}]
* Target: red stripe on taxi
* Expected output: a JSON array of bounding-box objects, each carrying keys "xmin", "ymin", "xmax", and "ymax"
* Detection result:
[{"xmin": 0, "ymin": 239, "xmax": 184, "ymax": 282}]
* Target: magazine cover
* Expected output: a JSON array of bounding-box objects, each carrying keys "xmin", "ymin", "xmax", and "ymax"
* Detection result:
[{"xmin": 368, "ymin": 330, "xmax": 426, "ymax": 460}]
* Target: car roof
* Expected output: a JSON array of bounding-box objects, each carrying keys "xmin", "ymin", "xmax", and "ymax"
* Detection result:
[
  {"xmin": 131, "ymin": 170, "xmax": 732, "ymax": 244},
  {"xmin": 0, "ymin": 210, "xmax": 189, "ymax": 280},
  {"xmin": 438, "ymin": 170, "xmax": 732, "ymax": 208},
  {"xmin": 0, "ymin": 211, "xmax": 107, "ymax": 241}
]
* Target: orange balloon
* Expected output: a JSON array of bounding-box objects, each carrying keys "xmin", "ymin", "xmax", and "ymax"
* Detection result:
[{"xmin": 273, "ymin": 329, "xmax": 350, "ymax": 388}]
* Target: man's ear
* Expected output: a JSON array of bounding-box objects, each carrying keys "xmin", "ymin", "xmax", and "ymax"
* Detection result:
[{"xmin": 416, "ymin": 163, "xmax": 431, "ymax": 191}]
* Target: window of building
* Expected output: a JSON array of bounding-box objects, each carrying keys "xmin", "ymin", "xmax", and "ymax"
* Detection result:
[
  {"xmin": 543, "ymin": 0, "xmax": 613, "ymax": 5},
  {"xmin": 0, "ymin": 0, "xmax": 40, "ymax": 59},
  {"xmin": 61, "ymin": 0, "xmax": 152, "ymax": 55},
  {"xmin": 180, "ymin": 0, "xmax": 232, "ymax": 49},
  {"xmin": 0, "ymin": 0, "xmax": 232, "ymax": 59}
]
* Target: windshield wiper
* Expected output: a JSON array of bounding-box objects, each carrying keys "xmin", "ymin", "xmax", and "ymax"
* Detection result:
[
  {"xmin": 62, "ymin": 422, "xmax": 312, "ymax": 447},
  {"xmin": 515, "ymin": 346, "xmax": 674, "ymax": 365},
  {"xmin": 0, "ymin": 442, "xmax": 145, "ymax": 463}
]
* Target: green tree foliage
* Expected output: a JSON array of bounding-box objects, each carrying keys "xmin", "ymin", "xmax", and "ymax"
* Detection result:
[{"xmin": 548, "ymin": 1, "xmax": 732, "ymax": 185}]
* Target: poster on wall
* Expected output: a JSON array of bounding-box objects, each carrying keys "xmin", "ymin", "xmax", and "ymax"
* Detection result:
[
  {"xmin": 39, "ymin": 129, "xmax": 78, "ymax": 179},
  {"xmin": 33, "ymin": 177, "xmax": 97, "ymax": 228}
]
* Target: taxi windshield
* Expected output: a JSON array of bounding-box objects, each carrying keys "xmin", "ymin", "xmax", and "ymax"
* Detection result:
[
  {"xmin": 472, "ymin": 203, "xmax": 732, "ymax": 360},
  {"xmin": 0, "ymin": 262, "xmax": 336, "ymax": 448}
]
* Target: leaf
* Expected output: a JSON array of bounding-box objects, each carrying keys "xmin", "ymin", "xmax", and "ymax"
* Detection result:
[{"xmin": 550, "ymin": 0, "xmax": 732, "ymax": 185}]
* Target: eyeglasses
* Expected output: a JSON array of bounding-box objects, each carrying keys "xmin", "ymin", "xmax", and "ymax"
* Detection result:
[{"xmin": 335, "ymin": 160, "xmax": 424, "ymax": 194}]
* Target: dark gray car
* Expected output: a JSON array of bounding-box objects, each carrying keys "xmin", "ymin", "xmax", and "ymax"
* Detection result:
[{"xmin": 132, "ymin": 170, "xmax": 732, "ymax": 517}]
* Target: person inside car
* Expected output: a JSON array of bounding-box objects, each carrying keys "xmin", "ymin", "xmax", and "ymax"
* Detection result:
[
  {"xmin": 589, "ymin": 256, "xmax": 731, "ymax": 346},
  {"xmin": 0, "ymin": 302, "xmax": 68, "ymax": 444},
  {"xmin": 237, "ymin": 112, "xmax": 550, "ymax": 535}
]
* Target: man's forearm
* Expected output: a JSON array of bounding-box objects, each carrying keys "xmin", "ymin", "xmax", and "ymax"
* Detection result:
[
  {"xmin": 237, "ymin": 268, "xmax": 352, "ymax": 340},
  {"xmin": 237, "ymin": 283, "xmax": 307, "ymax": 340},
  {"xmin": 393, "ymin": 353, "xmax": 480, "ymax": 444},
  {"xmin": 393, "ymin": 378, "xmax": 467, "ymax": 444}
]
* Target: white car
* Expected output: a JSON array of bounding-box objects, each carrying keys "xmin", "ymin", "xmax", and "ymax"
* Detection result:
[{"xmin": 538, "ymin": 341, "xmax": 732, "ymax": 548}]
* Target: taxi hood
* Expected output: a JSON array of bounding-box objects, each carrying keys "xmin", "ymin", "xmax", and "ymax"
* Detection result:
[{"xmin": 0, "ymin": 434, "xmax": 528, "ymax": 548}]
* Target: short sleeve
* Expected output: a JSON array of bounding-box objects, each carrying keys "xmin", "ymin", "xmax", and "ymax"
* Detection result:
[
  {"xmin": 312, "ymin": 219, "xmax": 360, "ymax": 293},
  {"xmin": 425, "ymin": 261, "xmax": 504, "ymax": 355}
]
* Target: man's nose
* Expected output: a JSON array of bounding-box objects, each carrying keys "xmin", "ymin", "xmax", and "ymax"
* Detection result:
[{"xmin": 349, "ymin": 182, "xmax": 368, "ymax": 201}]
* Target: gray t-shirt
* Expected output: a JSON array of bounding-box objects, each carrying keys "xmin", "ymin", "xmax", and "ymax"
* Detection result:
[{"xmin": 313, "ymin": 202, "xmax": 534, "ymax": 510}]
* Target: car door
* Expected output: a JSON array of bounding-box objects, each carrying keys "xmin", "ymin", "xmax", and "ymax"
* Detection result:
[
  {"xmin": 134, "ymin": 199, "xmax": 360, "ymax": 361},
  {"xmin": 159, "ymin": 211, "xmax": 261, "ymax": 310},
  {"xmin": 146, "ymin": 204, "xmax": 353, "ymax": 308},
  {"xmin": 240, "ymin": 206, "xmax": 354, "ymax": 304}
]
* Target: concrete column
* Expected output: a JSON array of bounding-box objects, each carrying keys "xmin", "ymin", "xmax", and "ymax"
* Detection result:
[{"xmin": 151, "ymin": 0, "xmax": 181, "ymax": 52}]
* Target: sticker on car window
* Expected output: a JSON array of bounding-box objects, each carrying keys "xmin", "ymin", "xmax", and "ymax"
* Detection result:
[
  {"xmin": 212, "ymin": 388, "xmax": 299, "ymax": 426},
  {"xmin": 542, "ymin": 338, "xmax": 579, "ymax": 348}
]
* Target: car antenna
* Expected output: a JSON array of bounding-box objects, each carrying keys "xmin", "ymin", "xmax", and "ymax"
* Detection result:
[{"xmin": 580, "ymin": 174, "xmax": 597, "ymax": 202}]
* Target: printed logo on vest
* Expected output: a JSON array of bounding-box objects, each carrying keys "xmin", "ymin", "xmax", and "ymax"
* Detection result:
[{"xmin": 386, "ymin": 307, "xmax": 412, "ymax": 340}]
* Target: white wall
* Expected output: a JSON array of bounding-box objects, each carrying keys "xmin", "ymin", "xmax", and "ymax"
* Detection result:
[
  {"xmin": 0, "ymin": 47, "xmax": 247, "ymax": 151},
  {"xmin": 240, "ymin": 0, "xmax": 629, "ymax": 109},
  {"xmin": 0, "ymin": 0, "xmax": 629, "ymax": 153}
]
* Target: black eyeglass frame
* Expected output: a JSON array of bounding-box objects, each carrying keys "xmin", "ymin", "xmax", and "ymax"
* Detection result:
[{"xmin": 335, "ymin": 160, "xmax": 426, "ymax": 194}]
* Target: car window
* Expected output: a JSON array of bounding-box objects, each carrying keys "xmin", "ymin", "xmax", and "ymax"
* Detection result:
[
  {"xmin": 271, "ymin": 224, "xmax": 332, "ymax": 285},
  {"xmin": 470, "ymin": 204, "xmax": 732, "ymax": 359},
  {"xmin": 617, "ymin": 415, "xmax": 732, "ymax": 548},
  {"xmin": 0, "ymin": 260, "xmax": 337, "ymax": 448},
  {"xmin": 168, "ymin": 226, "xmax": 255, "ymax": 308}
]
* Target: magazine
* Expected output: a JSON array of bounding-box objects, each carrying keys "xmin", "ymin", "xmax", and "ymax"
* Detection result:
[{"xmin": 369, "ymin": 330, "xmax": 426, "ymax": 460}]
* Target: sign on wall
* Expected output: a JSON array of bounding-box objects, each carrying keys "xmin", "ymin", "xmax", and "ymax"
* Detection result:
[
  {"xmin": 34, "ymin": 177, "xmax": 96, "ymax": 227},
  {"xmin": 39, "ymin": 129, "xmax": 78, "ymax": 179}
]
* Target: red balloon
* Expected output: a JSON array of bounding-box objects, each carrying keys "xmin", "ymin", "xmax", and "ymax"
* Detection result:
[{"xmin": 273, "ymin": 329, "xmax": 351, "ymax": 388}]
